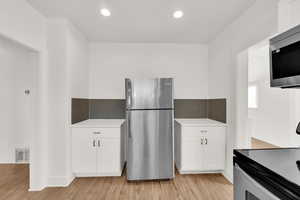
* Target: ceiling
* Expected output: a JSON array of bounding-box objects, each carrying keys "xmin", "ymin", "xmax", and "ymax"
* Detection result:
[{"xmin": 27, "ymin": 0, "xmax": 256, "ymax": 43}]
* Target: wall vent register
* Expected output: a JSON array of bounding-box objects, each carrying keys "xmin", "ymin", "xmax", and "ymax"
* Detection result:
[{"xmin": 15, "ymin": 148, "xmax": 29, "ymax": 163}]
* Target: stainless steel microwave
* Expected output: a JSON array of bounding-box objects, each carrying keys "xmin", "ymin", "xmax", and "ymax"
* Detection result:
[{"xmin": 270, "ymin": 24, "xmax": 300, "ymax": 88}]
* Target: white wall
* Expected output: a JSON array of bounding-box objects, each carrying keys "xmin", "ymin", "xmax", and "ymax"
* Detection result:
[
  {"xmin": 0, "ymin": 0, "xmax": 90, "ymax": 190},
  {"xmin": 278, "ymin": 0, "xmax": 300, "ymax": 32},
  {"xmin": 236, "ymin": 50, "xmax": 251, "ymax": 149},
  {"xmin": 277, "ymin": 0, "xmax": 300, "ymax": 147},
  {"xmin": 0, "ymin": 35, "xmax": 37, "ymax": 163},
  {"xmin": 67, "ymin": 24, "xmax": 89, "ymax": 99},
  {"xmin": 0, "ymin": 37, "xmax": 18, "ymax": 163},
  {"xmin": 14, "ymin": 51, "xmax": 39, "ymax": 151},
  {"xmin": 89, "ymin": 43, "xmax": 209, "ymax": 99},
  {"xmin": 47, "ymin": 19, "xmax": 89, "ymax": 186},
  {"xmin": 248, "ymin": 44, "xmax": 294, "ymax": 147},
  {"xmin": 208, "ymin": 0, "xmax": 279, "ymax": 182},
  {"xmin": 14, "ymin": 50, "xmax": 38, "ymax": 154},
  {"xmin": 66, "ymin": 21, "xmax": 89, "ymax": 183},
  {"xmin": 0, "ymin": 0, "xmax": 49, "ymax": 190},
  {"xmin": 47, "ymin": 20, "xmax": 69, "ymax": 186},
  {"xmin": 0, "ymin": 0, "xmax": 46, "ymax": 51}
]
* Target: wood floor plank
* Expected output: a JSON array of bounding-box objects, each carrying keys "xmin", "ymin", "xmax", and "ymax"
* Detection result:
[
  {"xmin": 251, "ymin": 137, "xmax": 279, "ymax": 149},
  {"xmin": 0, "ymin": 164, "xmax": 233, "ymax": 200}
]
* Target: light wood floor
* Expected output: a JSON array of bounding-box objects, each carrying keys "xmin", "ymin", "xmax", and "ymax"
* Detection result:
[
  {"xmin": 0, "ymin": 164, "xmax": 233, "ymax": 200},
  {"xmin": 251, "ymin": 137, "xmax": 279, "ymax": 149}
]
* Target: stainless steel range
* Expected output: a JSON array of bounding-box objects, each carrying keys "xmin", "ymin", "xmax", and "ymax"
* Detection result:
[{"xmin": 234, "ymin": 149, "xmax": 300, "ymax": 200}]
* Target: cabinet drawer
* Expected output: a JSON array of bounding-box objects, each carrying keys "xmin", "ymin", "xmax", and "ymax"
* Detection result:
[
  {"xmin": 73, "ymin": 127, "xmax": 120, "ymax": 138},
  {"xmin": 182, "ymin": 126, "xmax": 225, "ymax": 138},
  {"xmin": 181, "ymin": 127, "xmax": 209, "ymax": 138}
]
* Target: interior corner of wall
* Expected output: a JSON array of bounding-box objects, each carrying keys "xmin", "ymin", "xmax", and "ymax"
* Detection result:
[
  {"xmin": 28, "ymin": 185, "xmax": 46, "ymax": 192},
  {"xmin": 47, "ymin": 175, "xmax": 74, "ymax": 188},
  {"xmin": 222, "ymin": 169, "xmax": 233, "ymax": 184}
]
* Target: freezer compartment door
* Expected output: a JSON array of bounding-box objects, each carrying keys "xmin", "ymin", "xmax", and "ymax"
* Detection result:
[
  {"xmin": 127, "ymin": 110, "xmax": 174, "ymax": 180},
  {"xmin": 125, "ymin": 78, "xmax": 174, "ymax": 110}
]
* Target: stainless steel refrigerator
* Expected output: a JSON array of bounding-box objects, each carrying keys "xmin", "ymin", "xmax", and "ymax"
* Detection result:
[{"xmin": 125, "ymin": 78, "xmax": 174, "ymax": 181}]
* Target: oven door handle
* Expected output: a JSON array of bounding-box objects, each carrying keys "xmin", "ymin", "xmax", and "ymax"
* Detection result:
[{"xmin": 235, "ymin": 164, "xmax": 282, "ymax": 200}]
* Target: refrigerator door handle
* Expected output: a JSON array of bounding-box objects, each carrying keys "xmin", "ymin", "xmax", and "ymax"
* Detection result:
[
  {"xmin": 126, "ymin": 79, "xmax": 132, "ymax": 109},
  {"xmin": 128, "ymin": 112, "xmax": 132, "ymax": 138},
  {"xmin": 127, "ymin": 91, "xmax": 132, "ymax": 108}
]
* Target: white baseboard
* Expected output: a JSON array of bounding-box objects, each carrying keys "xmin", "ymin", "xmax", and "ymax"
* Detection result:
[
  {"xmin": 28, "ymin": 186, "xmax": 46, "ymax": 192},
  {"xmin": 178, "ymin": 169, "xmax": 223, "ymax": 175},
  {"xmin": 222, "ymin": 171, "xmax": 233, "ymax": 184},
  {"xmin": 47, "ymin": 175, "xmax": 75, "ymax": 187},
  {"xmin": 15, "ymin": 162, "xmax": 30, "ymax": 164},
  {"xmin": 0, "ymin": 162, "xmax": 29, "ymax": 164}
]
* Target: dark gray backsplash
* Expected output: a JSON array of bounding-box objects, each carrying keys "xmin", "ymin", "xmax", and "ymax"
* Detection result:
[
  {"xmin": 207, "ymin": 99, "xmax": 226, "ymax": 123},
  {"xmin": 71, "ymin": 98, "xmax": 226, "ymax": 124},
  {"xmin": 89, "ymin": 99, "xmax": 126, "ymax": 119},
  {"xmin": 71, "ymin": 98, "xmax": 89, "ymax": 124},
  {"xmin": 174, "ymin": 99, "xmax": 208, "ymax": 118}
]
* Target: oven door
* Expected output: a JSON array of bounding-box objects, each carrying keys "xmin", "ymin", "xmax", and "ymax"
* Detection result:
[{"xmin": 234, "ymin": 164, "xmax": 280, "ymax": 200}]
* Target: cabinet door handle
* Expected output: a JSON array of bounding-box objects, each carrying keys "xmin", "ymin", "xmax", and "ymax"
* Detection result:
[
  {"xmin": 93, "ymin": 140, "xmax": 96, "ymax": 147},
  {"xmin": 205, "ymin": 138, "xmax": 208, "ymax": 145},
  {"xmin": 201, "ymin": 138, "xmax": 203, "ymax": 145},
  {"xmin": 200, "ymin": 130, "xmax": 208, "ymax": 133},
  {"xmin": 93, "ymin": 132, "xmax": 101, "ymax": 134},
  {"xmin": 98, "ymin": 140, "xmax": 100, "ymax": 147}
]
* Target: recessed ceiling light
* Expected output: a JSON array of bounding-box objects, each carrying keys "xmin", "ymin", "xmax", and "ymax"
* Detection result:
[
  {"xmin": 173, "ymin": 10, "xmax": 184, "ymax": 19},
  {"xmin": 100, "ymin": 8, "xmax": 111, "ymax": 17}
]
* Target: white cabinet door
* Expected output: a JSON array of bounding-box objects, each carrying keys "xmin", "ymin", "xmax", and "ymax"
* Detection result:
[
  {"xmin": 181, "ymin": 137, "xmax": 203, "ymax": 171},
  {"xmin": 202, "ymin": 127, "xmax": 226, "ymax": 171},
  {"xmin": 72, "ymin": 128, "xmax": 97, "ymax": 174},
  {"xmin": 97, "ymin": 138, "xmax": 120, "ymax": 175}
]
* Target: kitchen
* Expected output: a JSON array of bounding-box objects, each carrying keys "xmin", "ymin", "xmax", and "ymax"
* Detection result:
[{"xmin": 1, "ymin": 0, "xmax": 300, "ymax": 199}]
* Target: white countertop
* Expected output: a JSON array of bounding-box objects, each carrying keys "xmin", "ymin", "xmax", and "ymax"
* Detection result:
[
  {"xmin": 72, "ymin": 119, "xmax": 225, "ymax": 128},
  {"xmin": 71, "ymin": 119, "xmax": 125, "ymax": 128},
  {"xmin": 175, "ymin": 118, "xmax": 226, "ymax": 127}
]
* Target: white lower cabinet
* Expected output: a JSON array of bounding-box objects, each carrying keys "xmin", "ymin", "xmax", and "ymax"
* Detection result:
[
  {"xmin": 72, "ymin": 124, "xmax": 125, "ymax": 177},
  {"xmin": 175, "ymin": 119, "xmax": 226, "ymax": 174},
  {"xmin": 97, "ymin": 138, "xmax": 121, "ymax": 175},
  {"xmin": 72, "ymin": 129, "xmax": 97, "ymax": 174},
  {"xmin": 181, "ymin": 138, "xmax": 203, "ymax": 171},
  {"xmin": 202, "ymin": 127, "xmax": 226, "ymax": 171}
]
